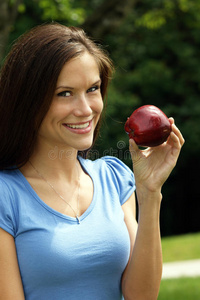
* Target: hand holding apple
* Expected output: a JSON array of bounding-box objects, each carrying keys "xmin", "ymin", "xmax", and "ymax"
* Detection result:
[{"xmin": 125, "ymin": 106, "xmax": 185, "ymax": 198}]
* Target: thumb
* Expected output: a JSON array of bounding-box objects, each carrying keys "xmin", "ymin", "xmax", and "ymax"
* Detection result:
[{"xmin": 129, "ymin": 139, "xmax": 142, "ymax": 163}]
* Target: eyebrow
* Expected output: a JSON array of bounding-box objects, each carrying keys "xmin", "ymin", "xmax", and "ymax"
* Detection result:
[{"xmin": 55, "ymin": 79, "xmax": 101, "ymax": 90}]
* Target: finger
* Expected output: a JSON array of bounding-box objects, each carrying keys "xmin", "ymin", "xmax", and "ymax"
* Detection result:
[
  {"xmin": 168, "ymin": 131, "xmax": 184, "ymax": 159},
  {"xmin": 168, "ymin": 118, "xmax": 184, "ymax": 146},
  {"xmin": 171, "ymin": 124, "xmax": 185, "ymax": 146},
  {"xmin": 167, "ymin": 130, "xmax": 185, "ymax": 162},
  {"xmin": 169, "ymin": 131, "xmax": 181, "ymax": 146},
  {"xmin": 129, "ymin": 139, "xmax": 142, "ymax": 163},
  {"xmin": 169, "ymin": 117, "xmax": 174, "ymax": 125},
  {"xmin": 129, "ymin": 138, "xmax": 139, "ymax": 152},
  {"xmin": 169, "ymin": 118, "xmax": 185, "ymax": 146}
]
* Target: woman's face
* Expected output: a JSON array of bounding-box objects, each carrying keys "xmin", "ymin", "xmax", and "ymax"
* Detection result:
[{"xmin": 37, "ymin": 51, "xmax": 103, "ymax": 153}]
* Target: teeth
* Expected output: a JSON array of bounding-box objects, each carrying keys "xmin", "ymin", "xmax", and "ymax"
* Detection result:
[{"xmin": 67, "ymin": 122, "xmax": 89, "ymax": 129}]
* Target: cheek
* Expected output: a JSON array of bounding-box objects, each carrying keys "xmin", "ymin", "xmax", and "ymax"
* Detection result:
[
  {"xmin": 94, "ymin": 100, "xmax": 104, "ymax": 127},
  {"xmin": 99, "ymin": 101, "xmax": 104, "ymax": 114},
  {"xmin": 45, "ymin": 102, "xmax": 70, "ymax": 122},
  {"xmin": 95, "ymin": 96, "xmax": 104, "ymax": 114}
]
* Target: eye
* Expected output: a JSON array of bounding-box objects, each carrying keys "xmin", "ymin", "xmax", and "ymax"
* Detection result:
[
  {"xmin": 87, "ymin": 85, "xmax": 100, "ymax": 93},
  {"xmin": 57, "ymin": 91, "xmax": 71, "ymax": 97}
]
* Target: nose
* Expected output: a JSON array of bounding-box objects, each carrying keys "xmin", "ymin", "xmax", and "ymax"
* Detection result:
[{"xmin": 73, "ymin": 94, "xmax": 92, "ymax": 117}]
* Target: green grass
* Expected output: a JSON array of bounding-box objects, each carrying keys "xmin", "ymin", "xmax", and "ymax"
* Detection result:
[
  {"xmin": 158, "ymin": 233, "xmax": 200, "ymax": 299},
  {"xmin": 161, "ymin": 232, "xmax": 200, "ymax": 262},
  {"xmin": 158, "ymin": 277, "xmax": 200, "ymax": 300}
]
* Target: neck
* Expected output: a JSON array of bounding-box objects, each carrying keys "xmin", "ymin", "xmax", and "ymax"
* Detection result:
[
  {"xmin": 22, "ymin": 143, "xmax": 80, "ymax": 183},
  {"xmin": 27, "ymin": 150, "xmax": 81, "ymax": 225}
]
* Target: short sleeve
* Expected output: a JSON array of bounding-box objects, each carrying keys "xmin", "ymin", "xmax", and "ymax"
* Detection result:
[
  {"xmin": 0, "ymin": 179, "xmax": 16, "ymax": 237},
  {"xmin": 101, "ymin": 156, "xmax": 136, "ymax": 205}
]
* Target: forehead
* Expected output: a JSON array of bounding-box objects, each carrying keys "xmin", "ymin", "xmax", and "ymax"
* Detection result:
[{"xmin": 56, "ymin": 52, "xmax": 100, "ymax": 87}]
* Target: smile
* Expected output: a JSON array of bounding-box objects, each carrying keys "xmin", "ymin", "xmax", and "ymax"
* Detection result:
[
  {"xmin": 62, "ymin": 119, "xmax": 93, "ymax": 134},
  {"xmin": 66, "ymin": 122, "xmax": 90, "ymax": 129}
]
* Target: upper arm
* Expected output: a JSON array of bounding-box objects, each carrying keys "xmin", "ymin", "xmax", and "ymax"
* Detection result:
[
  {"xmin": 0, "ymin": 228, "xmax": 25, "ymax": 300},
  {"xmin": 121, "ymin": 192, "xmax": 138, "ymax": 286},
  {"xmin": 122, "ymin": 192, "xmax": 138, "ymax": 252}
]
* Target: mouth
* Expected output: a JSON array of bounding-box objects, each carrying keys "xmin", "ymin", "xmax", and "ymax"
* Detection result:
[
  {"xmin": 66, "ymin": 121, "xmax": 90, "ymax": 129},
  {"xmin": 62, "ymin": 119, "xmax": 93, "ymax": 134}
]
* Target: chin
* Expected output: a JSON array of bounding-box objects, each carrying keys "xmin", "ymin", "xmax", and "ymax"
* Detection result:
[
  {"xmin": 77, "ymin": 144, "xmax": 93, "ymax": 152},
  {"xmin": 77, "ymin": 135, "xmax": 95, "ymax": 150}
]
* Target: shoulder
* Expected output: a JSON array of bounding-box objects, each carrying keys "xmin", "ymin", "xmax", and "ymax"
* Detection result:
[
  {"xmin": 0, "ymin": 169, "xmax": 20, "ymax": 208},
  {"xmin": 0, "ymin": 169, "xmax": 25, "ymax": 206},
  {"xmin": 79, "ymin": 156, "xmax": 136, "ymax": 205},
  {"xmin": 0, "ymin": 171, "xmax": 13, "ymax": 194},
  {"xmin": 81, "ymin": 155, "xmax": 134, "ymax": 180},
  {"xmin": 100, "ymin": 156, "xmax": 133, "ymax": 176},
  {"xmin": 80, "ymin": 155, "xmax": 131, "ymax": 170},
  {"xmin": 0, "ymin": 170, "xmax": 18, "ymax": 237},
  {"xmin": 0, "ymin": 169, "xmax": 19, "ymax": 193}
]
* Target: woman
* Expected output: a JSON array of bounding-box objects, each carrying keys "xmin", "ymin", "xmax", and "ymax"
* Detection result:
[{"xmin": 0, "ymin": 23, "xmax": 184, "ymax": 300}]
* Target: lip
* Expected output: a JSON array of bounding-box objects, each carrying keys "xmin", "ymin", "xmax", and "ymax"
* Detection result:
[{"xmin": 62, "ymin": 119, "xmax": 93, "ymax": 134}]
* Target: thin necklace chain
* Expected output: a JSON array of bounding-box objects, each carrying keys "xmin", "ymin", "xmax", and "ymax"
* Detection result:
[{"xmin": 29, "ymin": 160, "xmax": 81, "ymax": 224}]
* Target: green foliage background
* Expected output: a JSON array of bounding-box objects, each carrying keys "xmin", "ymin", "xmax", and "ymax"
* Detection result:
[{"xmin": 2, "ymin": 0, "xmax": 200, "ymax": 236}]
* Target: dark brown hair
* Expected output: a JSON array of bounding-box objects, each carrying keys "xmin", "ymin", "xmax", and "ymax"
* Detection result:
[{"xmin": 0, "ymin": 23, "xmax": 113, "ymax": 169}]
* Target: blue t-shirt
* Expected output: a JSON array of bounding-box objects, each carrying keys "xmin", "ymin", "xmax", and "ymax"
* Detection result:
[{"xmin": 0, "ymin": 156, "xmax": 135, "ymax": 300}]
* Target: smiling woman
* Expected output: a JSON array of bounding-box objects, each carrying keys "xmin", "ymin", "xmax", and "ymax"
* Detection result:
[
  {"xmin": 0, "ymin": 23, "xmax": 113, "ymax": 169},
  {"xmin": 37, "ymin": 52, "xmax": 104, "ymax": 153},
  {"xmin": 0, "ymin": 22, "xmax": 184, "ymax": 300}
]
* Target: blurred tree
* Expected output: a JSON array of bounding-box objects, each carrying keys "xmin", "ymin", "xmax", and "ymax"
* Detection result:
[
  {"xmin": 82, "ymin": 0, "xmax": 136, "ymax": 39},
  {"xmin": 0, "ymin": 0, "xmax": 87, "ymax": 61},
  {"xmin": 0, "ymin": 0, "xmax": 22, "ymax": 61},
  {"xmin": 34, "ymin": 0, "xmax": 86, "ymax": 24}
]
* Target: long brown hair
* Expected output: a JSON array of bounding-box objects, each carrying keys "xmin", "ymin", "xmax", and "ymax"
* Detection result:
[{"xmin": 0, "ymin": 23, "xmax": 113, "ymax": 169}]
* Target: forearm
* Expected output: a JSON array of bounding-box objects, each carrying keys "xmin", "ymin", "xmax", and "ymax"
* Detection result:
[{"xmin": 122, "ymin": 191, "xmax": 162, "ymax": 300}]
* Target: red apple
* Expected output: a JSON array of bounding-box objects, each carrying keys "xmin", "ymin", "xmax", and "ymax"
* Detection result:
[{"xmin": 124, "ymin": 105, "xmax": 172, "ymax": 147}]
